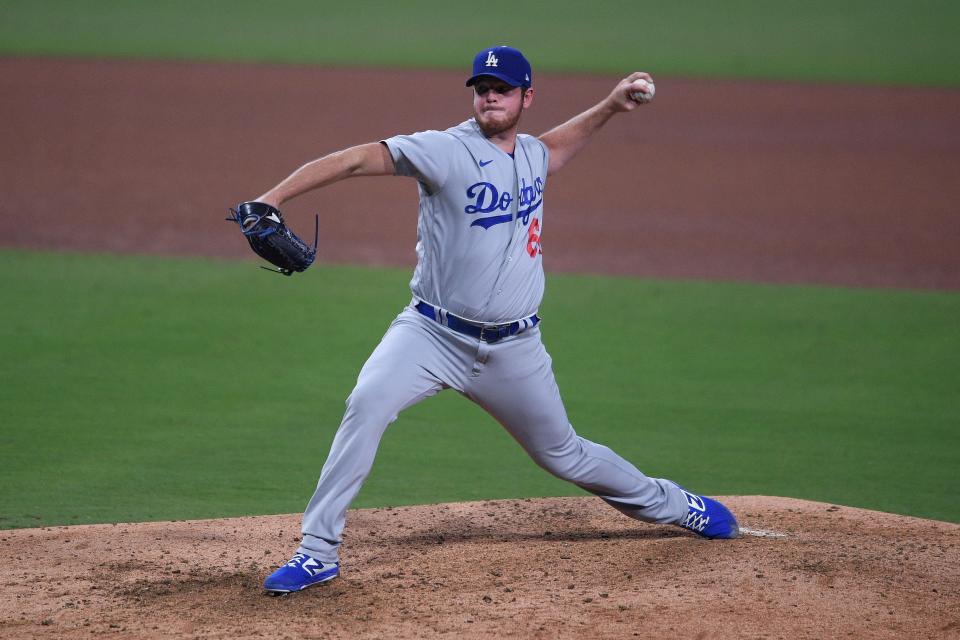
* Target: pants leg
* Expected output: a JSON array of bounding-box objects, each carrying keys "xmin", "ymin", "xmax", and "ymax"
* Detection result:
[
  {"xmin": 298, "ymin": 311, "xmax": 456, "ymax": 562},
  {"xmin": 464, "ymin": 328, "xmax": 687, "ymax": 525}
]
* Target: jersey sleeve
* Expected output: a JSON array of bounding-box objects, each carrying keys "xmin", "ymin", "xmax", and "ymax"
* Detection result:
[
  {"xmin": 533, "ymin": 136, "xmax": 550, "ymax": 186},
  {"xmin": 382, "ymin": 130, "xmax": 455, "ymax": 194},
  {"xmin": 522, "ymin": 134, "xmax": 550, "ymax": 188}
]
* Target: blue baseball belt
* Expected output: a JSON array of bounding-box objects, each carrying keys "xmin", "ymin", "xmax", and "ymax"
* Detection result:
[{"xmin": 414, "ymin": 300, "xmax": 540, "ymax": 344}]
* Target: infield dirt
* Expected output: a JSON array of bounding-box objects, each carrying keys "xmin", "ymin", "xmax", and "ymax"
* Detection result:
[
  {"xmin": 2, "ymin": 57, "xmax": 959, "ymax": 289},
  {"xmin": 2, "ymin": 57, "xmax": 959, "ymax": 638},
  {"xmin": 2, "ymin": 497, "xmax": 958, "ymax": 639}
]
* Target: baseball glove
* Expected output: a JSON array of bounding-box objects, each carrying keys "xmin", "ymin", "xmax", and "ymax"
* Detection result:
[{"xmin": 226, "ymin": 201, "xmax": 318, "ymax": 276}]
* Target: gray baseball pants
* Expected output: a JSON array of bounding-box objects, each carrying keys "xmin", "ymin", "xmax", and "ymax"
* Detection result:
[{"xmin": 298, "ymin": 304, "xmax": 688, "ymax": 563}]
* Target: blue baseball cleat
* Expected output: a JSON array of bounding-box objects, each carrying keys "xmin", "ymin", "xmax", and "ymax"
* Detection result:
[
  {"xmin": 263, "ymin": 552, "xmax": 340, "ymax": 594},
  {"xmin": 675, "ymin": 486, "xmax": 740, "ymax": 539}
]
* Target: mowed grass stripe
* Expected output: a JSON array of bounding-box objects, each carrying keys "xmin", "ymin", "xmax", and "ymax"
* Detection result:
[
  {"xmin": 0, "ymin": 250, "xmax": 957, "ymax": 529},
  {"xmin": 0, "ymin": 0, "xmax": 957, "ymax": 86}
]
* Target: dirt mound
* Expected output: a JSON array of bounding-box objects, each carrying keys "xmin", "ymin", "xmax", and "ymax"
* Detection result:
[{"xmin": 1, "ymin": 496, "xmax": 957, "ymax": 639}]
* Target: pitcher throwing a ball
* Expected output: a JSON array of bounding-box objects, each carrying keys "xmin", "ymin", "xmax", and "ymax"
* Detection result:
[{"xmin": 248, "ymin": 46, "xmax": 738, "ymax": 594}]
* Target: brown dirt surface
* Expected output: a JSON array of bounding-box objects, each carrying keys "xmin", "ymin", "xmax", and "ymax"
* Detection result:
[
  {"xmin": 1, "ymin": 496, "xmax": 958, "ymax": 639},
  {"xmin": 2, "ymin": 57, "xmax": 959, "ymax": 288}
]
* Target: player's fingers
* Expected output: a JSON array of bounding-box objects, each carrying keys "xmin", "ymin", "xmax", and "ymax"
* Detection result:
[
  {"xmin": 625, "ymin": 71, "xmax": 653, "ymax": 83},
  {"xmin": 621, "ymin": 73, "xmax": 653, "ymax": 101}
]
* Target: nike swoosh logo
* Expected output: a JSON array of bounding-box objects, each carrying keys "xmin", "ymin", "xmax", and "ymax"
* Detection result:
[{"xmin": 478, "ymin": 159, "xmax": 494, "ymax": 167}]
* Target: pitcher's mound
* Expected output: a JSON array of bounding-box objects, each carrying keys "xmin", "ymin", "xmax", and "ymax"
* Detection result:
[{"xmin": 2, "ymin": 496, "xmax": 958, "ymax": 639}]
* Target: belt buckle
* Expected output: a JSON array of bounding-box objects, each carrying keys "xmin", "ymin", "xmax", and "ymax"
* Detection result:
[{"xmin": 479, "ymin": 323, "xmax": 501, "ymax": 343}]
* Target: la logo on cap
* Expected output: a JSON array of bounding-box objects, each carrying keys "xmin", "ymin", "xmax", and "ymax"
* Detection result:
[{"xmin": 485, "ymin": 51, "xmax": 498, "ymax": 67}]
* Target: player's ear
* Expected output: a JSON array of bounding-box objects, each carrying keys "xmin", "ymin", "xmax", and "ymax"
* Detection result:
[{"xmin": 522, "ymin": 87, "xmax": 534, "ymax": 109}]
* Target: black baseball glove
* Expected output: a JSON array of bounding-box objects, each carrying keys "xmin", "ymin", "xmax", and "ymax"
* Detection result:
[{"xmin": 226, "ymin": 201, "xmax": 318, "ymax": 276}]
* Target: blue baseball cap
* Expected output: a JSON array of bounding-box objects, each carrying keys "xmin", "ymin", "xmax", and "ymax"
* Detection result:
[{"xmin": 466, "ymin": 46, "xmax": 532, "ymax": 88}]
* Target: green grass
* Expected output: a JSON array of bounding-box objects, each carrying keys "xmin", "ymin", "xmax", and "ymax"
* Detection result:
[
  {"xmin": 0, "ymin": 0, "xmax": 958, "ymax": 86},
  {"xmin": 1, "ymin": 250, "xmax": 957, "ymax": 529}
]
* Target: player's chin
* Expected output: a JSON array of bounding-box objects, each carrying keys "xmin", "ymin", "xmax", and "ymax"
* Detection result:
[{"xmin": 477, "ymin": 112, "xmax": 518, "ymax": 137}]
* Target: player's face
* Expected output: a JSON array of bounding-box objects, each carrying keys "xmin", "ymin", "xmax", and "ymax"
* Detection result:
[{"xmin": 472, "ymin": 77, "xmax": 534, "ymax": 138}]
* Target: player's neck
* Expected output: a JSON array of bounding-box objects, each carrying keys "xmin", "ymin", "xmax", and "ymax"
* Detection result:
[{"xmin": 486, "ymin": 128, "xmax": 518, "ymax": 154}]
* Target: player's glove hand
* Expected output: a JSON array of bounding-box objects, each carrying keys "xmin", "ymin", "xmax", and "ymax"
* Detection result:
[{"xmin": 226, "ymin": 201, "xmax": 318, "ymax": 276}]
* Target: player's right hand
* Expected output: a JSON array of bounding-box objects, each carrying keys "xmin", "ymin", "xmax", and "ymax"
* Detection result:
[{"xmin": 608, "ymin": 72, "xmax": 655, "ymax": 112}]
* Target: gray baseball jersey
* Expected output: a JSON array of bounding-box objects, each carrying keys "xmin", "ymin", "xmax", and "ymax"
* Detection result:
[
  {"xmin": 387, "ymin": 118, "xmax": 547, "ymax": 323},
  {"xmin": 296, "ymin": 118, "xmax": 688, "ymax": 564}
]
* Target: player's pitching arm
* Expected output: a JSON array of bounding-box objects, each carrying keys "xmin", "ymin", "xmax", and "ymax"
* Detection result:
[
  {"xmin": 539, "ymin": 72, "xmax": 654, "ymax": 176},
  {"xmin": 256, "ymin": 142, "xmax": 395, "ymax": 207}
]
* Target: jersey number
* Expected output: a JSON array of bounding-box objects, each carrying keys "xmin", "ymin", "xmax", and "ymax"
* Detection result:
[{"xmin": 527, "ymin": 218, "xmax": 542, "ymax": 257}]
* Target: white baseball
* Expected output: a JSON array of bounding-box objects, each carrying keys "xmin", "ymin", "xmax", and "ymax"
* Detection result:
[{"xmin": 629, "ymin": 79, "xmax": 655, "ymax": 104}]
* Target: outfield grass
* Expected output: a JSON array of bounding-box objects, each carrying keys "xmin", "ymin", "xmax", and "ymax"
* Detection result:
[
  {"xmin": 0, "ymin": 0, "xmax": 957, "ymax": 86},
  {"xmin": 1, "ymin": 250, "xmax": 956, "ymax": 529}
]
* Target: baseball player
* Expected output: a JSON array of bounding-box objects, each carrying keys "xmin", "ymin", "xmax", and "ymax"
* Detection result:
[{"xmin": 256, "ymin": 46, "xmax": 738, "ymax": 594}]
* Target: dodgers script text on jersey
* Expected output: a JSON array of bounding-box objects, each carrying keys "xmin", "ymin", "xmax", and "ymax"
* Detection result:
[{"xmin": 464, "ymin": 175, "xmax": 544, "ymax": 228}]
